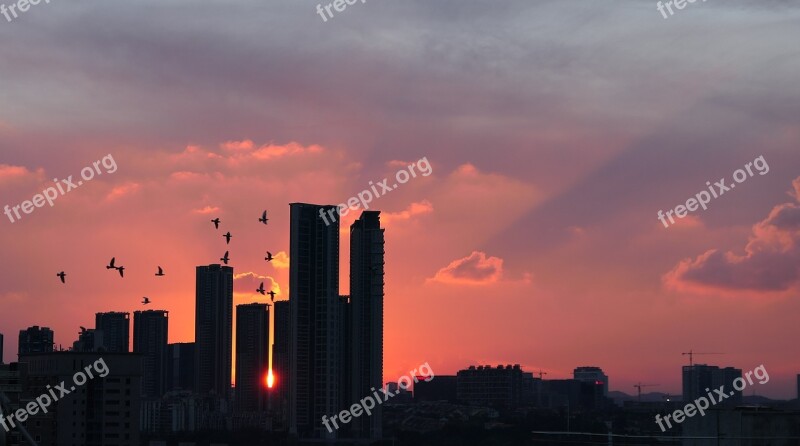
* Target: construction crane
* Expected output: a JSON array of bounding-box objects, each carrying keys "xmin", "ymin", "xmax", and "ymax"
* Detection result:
[
  {"xmin": 681, "ymin": 350, "xmax": 724, "ymax": 366},
  {"xmin": 536, "ymin": 370, "xmax": 548, "ymax": 379},
  {"xmin": 633, "ymin": 383, "xmax": 659, "ymax": 401}
]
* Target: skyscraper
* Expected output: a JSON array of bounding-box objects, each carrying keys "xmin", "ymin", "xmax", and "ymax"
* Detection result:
[
  {"xmin": 289, "ymin": 203, "xmax": 342, "ymax": 439},
  {"xmin": 235, "ymin": 303, "xmax": 270, "ymax": 412},
  {"xmin": 273, "ymin": 300, "xmax": 291, "ymax": 425},
  {"xmin": 349, "ymin": 211, "xmax": 384, "ymax": 439},
  {"xmin": 196, "ymin": 264, "xmax": 234, "ymax": 400},
  {"xmin": 573, "ymin": 366, "xmax": 609, "ymax": 396},
  {"xmin": 166, "ymin": 342, "xmax": 196, "ymax": 392},
  {"xmin": 134, "ymin": 310, "xmax": 169, "ymax": 398},
  {"xmin": 0, "ymin": 332, "xmax": 3, "ymax": 364},
  {"xmin": 682, "ymin": 364, "xmax": 742, "ymax": 406},
  {"xmin": 96, "ymin": 312, "xmax": 130, "ymax": 352},
  {"xmin": 18, "ymin": 325, "xmax": 54, "ymax": 356}
]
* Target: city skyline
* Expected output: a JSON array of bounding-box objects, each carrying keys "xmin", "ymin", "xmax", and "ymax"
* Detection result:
[{"xmin": 2, "ymin": 2, "xmax": 800, "ymax": 403}]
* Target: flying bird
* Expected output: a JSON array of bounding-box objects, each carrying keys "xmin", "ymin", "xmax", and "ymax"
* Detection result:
[
  {"xmin": 265, "ymin": 251, "xmax": 273, "ymax": 262},
  {"xmin": 223, "ymin": 232, "xmax": 232, "ymax": 244},
  {"xmin": 256, "ymin": 282, "xmax": 266, "ymax": 295},
  {"xmin": 117, "ymin": 266, "xmax": 125, "ymax": 278},
  {"xmin": 267, "ymin": 290, "xmax": 276, "ymax": 301},
  {"xmin": 156, "ymin": 266, "xmax": 165, "ymax": 276},
  {"xmin": 220, "ymin": 251, "xmax": 230, "ymax": 265},
  {"xmin": 142, "ymin": 297, "xmax": 151, "ymax": 305},
  {"xmin": 259, "ymin": 210, "xmax": 269, "ymax": 225},
  {"xmin": 57, "ymin": 271, "xmax": 66, "ymax": 283},
  {"xmin": 107, "ymin": 257, "xmax": 117, "ymax": 269},
  {"xmin": 211, "ymin": 218, "xmax": 221, "ymax": 229}
]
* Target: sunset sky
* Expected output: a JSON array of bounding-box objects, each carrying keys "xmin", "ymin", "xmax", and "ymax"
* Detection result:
[{"xmin": 1, "ymin": 1, "xmax": 799, "ymax": 398}]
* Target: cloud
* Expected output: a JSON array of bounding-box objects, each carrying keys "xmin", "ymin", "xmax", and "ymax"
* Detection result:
[
  {"xmin": 105, "ymin": 182, "xmax": 141, "ymax": 202},
  {"xmin": 233, "ymin": 272, "xmax": 282, "ymax": 297},
  {"xmin": 269, "ymin": 251, "xmax": 290, "ymax": 269},
  {"xmin": 221, "ymin": 139, "xmax": 255, "ymax": 151},
  {"xmin": 382, "ymin": 200, "xmax": 434, "ymax": 225},
  {"xmin": 192, "ymin": 205, "xmax": 220, "ymax": 214},
  {"xmin": 664, "ymin": 178, "xmax": 800, "ymax": 295},
  {"xmin": 429, "ymin": 251, "xmax": 504, "ymax": 285}
]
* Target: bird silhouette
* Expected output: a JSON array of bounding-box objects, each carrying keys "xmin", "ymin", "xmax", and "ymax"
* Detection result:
[
  {"xmin": 265, "ymin": 251, "xmax": 274, "ymax": 262},
  {"xmin": 57, "ymin": 271, "xmax": 66, "ymax": 283},
  {"xmin": 223, "ymin": 232, "xmax": 232, "ymax": 244},
  {"xmin": 256, "ymin": 282, "xmax": 266, "ymax": 295},
  {"xmin": 156, "ymin": 266, "xmax": 165, "ymax": 276},
  {"xmin": 267, "ymin": 290, "xmax": 276, "ymax": 301},
  {"xmin": 117, "ymin": 266, "xmax": 125, "ymax": 278},
  {"xmin": 142, "ymin": 297, "xmax": 151, "ymax": 305},
  {"xmin": 259, "ymin": 210, "xmax": 268, "ymax": 225},
  {"xmin": 220, "ymin": 251, "xmax": 230, "ymax": 265},
  {"xmin": 211, "ymin": 218, "xmax": 221, "ymax": 229},
  {"xmin": 107, "ymin": 257, "xmax": 117, "ymax": 269}
]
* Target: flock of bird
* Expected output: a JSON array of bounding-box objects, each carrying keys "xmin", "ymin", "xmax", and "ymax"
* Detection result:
[{"xmin": 56, "ymin": 210, "xmax": 278, "ymax": 306}]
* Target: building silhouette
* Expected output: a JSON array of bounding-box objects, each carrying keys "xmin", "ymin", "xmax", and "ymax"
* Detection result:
[
  {"xmin": 288, "ymin": 203, "xmax": 343, "ymax": 439},
  {"xmin": 96, "ymin": 311, "xmax": 130, "ymax": 352},
  {"xmin": 457, "ymin": 364, "xmax": 526, "ymax": 408},
  {"xmin": 235, "ymin": 303, "xmax": 270, "ymax": 412},
  {"xmin": 72, "ymin": 328, "xmax": 103, "ymax": 352},
  {"xmin": 682, "ymin": 364, "xmax": 742, "ymax": 405},
  {"xmin": 349, "ymin": 211, "xmax": 385, "ymax": 439},
  {"xmin": 195, "ymin": 264, "xmax": 234, "ymax": 401},
  {"xmin": 0, "ymin": 332, "xmax": 3, "ymax": 364},
  {"xmin": 18, "ymin": 325, "xmax": 54, "ymax": 356},
  {"xmin": 134, "ymin": 310, "xmax": 169, "ymax": 398},
  {"xmin": 272, "ymin": 300, "xmax": 290, "ymax": 426},
  {"xmin": 573, "ymin": 366, "xmax": 609, "ymax": 396},
  {"xmin": 18, "ymin": 352, "xmax": 142, "ymax": 446},
  {"xmin": 166, "ymin": 342, "xmax": 196, "ymax": 392}
]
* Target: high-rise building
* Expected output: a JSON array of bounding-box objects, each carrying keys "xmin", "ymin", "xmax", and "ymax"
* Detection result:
[
  {"xmin": 134, "ymin": 310, "xmax": 169, "ymax": 398},
  {"xmin": 273, "ymin": 300, "xmax": 291, "ymax": 425},
  {"xmin": 573, "ymin": 366, "xmax": 609, "ymax": 396},
  {"xmin": 72, "ymin": 328, "xmax": 104, "ymax": 352},
  {"xmin": 96, "ymin": 312, "xmax": 130, "ymax": 352},
  {"xmin": 289, "ymin": 203, "xmax": 343, "ymax": 439},
  {"xmin": 0, "ymin": 332, "xmax": 4, "ymax": 364},
  {"xmin": 682, "ymin": 364, "xmax": 742, "ymax": 405},
  {"xmin": 235, "ymin": 303, "xmax": 270, "ymax": 412},
  {"xmin": 18, "ymin": 325, "xmax": 54, "ymax": 356},
  {"xmin": 166, "ymin": 342, "xmax": 196, "ymax": 392},
  {"xmin": 349, "ymin": 211, "xmax": 384, "ymax": 439},
  {"xmin": 195, "ymin": 264, "xmax": 234, "ymax": 400},
  {"xmin": 457, "ymin": 364, "xmax": 526, "ymax": 408},
  {"xmin": 18, "ymin": 352, "xmax": 142, "ymax": 446}
]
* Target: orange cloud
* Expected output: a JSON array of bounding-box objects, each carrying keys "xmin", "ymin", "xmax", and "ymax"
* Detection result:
[
  {"xmin": 269, "ymin": 251, "xmax": 290, "ymax": 269},
  {"xmin": 429, "ymin": 251, "xmax": 504, "ymax": 285},
  {"xmin": 382, "ymin": 200, "xmax": 434, "ymax": 225},
  {"xmin": 221, "ymin": 139, "xmax": 255, "ymax": 151},
  {"xmin": 105, "ymin": 182, "xmax": 141, "ymax": 202},
  {"xmin": 233, "ymin": 272, "xmax": 282, "ymax": 297},
  {"xmin": 193, "ymin": 205, "xmax": 220, "ymax": 215}
]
